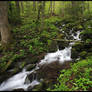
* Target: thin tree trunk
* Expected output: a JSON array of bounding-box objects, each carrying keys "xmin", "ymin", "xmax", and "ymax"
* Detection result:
[
  {"xmin": 33, "ymin": 1, "xmax": 36, "ymax": 12},
  {"xmin": 48, "ymin": 1, "xmax": 53, "ymax": 16},
  {"xmin": 62, "ymin": 1, "xmax": 65, "ymax": 17},
  {"xmin": 53, "ymin": 1, "xmax": 55, "ymax": 14},
  {"xmin": 42, "ymin": 1, "xmax": 45, "ymax": 18},
  {"xmin": 15, "ymin": 1, "xmax": 20, "ymax": 17},
  {"xmin": 87, "ymin": 1, "xmax": 90, "ymax": 14},
  {"xmin": 20, "ymin": 1, "xmax": 24, "ymax": 14}
]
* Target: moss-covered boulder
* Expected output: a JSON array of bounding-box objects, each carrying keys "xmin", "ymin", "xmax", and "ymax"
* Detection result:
[{"xmin": 26, "ymin": 64, "xmax": 36, "ymax": 71}]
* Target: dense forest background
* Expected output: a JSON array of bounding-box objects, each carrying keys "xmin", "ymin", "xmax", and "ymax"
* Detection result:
[{"xmin": 0, "ymin": 1, "xmax": 92, "ymax": 91}]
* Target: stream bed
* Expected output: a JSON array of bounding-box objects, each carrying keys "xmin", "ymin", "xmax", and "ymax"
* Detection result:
[{"xmin": 0, "ymin": 24, "xmax": 82, "ymax": 91}]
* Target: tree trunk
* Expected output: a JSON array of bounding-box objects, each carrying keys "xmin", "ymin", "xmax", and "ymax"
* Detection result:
[
  {"xmin": 61, "ymin": 1, "xmax": 65, "ymax": 17},
  {"xmin": 53, "ymin": 1, "xmax": 55, "ymax": 14},
  {"xmin": 48, "ymin": 1, "xmax": 53, "ymax": 16},
  {"xmin": 15, "ymin": 1, "xmax": 20, "ymax": 17},
  {"xmin": 37, "ymin": 1, "xmax": 42, "ymax": 20},
  {"xmin": 0, "ymin": 1, "xmax": 12, "ymax": 48},
  {"xmin": 20, "ymin": 1, "xmax": 24, "ymax": 14},
  {"xmin": 33, "ymin": 1, "xmax": 36, "ymax": 12},
  {"xmin": 87, "ymin": 1, "xmax": 90, "ymax": 14},
  {"xmin": 42, "ymin": 1, "xmax": 45, "ymax": 18}
]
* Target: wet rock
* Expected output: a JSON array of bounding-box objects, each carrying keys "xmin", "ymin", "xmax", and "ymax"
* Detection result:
[
  {"xmin": 27, "ymin": 86, "xmax": 32, "ymax": 91},
  {"xmin": 28, "ymin": 80, "xmax": 48, "ymax": 91},
  {"xmin": 31, "ymin": 83, "xmax": 43, "ymax": 91},
  {"xmin": 27, "ymin": 72, "xmax": 37, "ymax": 83},
  {"xmin": 13, "ymin": 88, "xmax": 24, "ymax": 91},
  {"xmin": 25, "ymin": 76, "xmax": 30, "ymax": 84},
  {"xmin": 26, "ymin": 64, "xmax": 36, "ymax": 71},
  {"xmin": 37, "ymin": 61, "xmax": 71, "ymax": 85}
]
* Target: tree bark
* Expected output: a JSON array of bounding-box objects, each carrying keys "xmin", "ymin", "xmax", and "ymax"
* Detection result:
[
  {"xmin": 53, "ymin": 1, "xmax": 55, "ymax": 14},
  {"xmin": 0, "ymin": 1, "xmax": 12, "ymax": 48},
  {"xmin": 33, "ymin": 1, "xmax": 36, "ymax": 12},
  {"xmin": 48, "ymin": 1, "xmax": 53, "ymax": 16},
  {"xmin": 20, "ymin": 1, "xmax": 24, "ymax": 14},
  {"xmin": 15, "ymin": 1, "xmax": 20, "ymax": 17}
]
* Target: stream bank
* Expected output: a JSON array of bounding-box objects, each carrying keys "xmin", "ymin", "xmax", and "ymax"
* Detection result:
[{"xmin": 0, "ymin": 17, "xmax": 92, "ymax": 91}]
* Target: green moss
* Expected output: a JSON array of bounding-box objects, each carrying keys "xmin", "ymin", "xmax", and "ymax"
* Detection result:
[
  {"xmin": 86, "ymin": 39, "xmax": 92, "ymax": 44},
  {"xmin": 77, "ymin": 25, "xmax": 83, "ymax": 29}
]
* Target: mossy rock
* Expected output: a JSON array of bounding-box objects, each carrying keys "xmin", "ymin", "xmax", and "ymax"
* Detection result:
[
  {"xmin": 26, "ymin": 64, "xmax": 36, "ymax": 71},
  {"xmin": 80, "ymin": 51, "xmax": 87, "ymax": 59},
  {"xmin": 32, "ymin": 83, "xmax": 43, "ymax": 91},
  {"xmin": 13, "ymin": 88, "xmax": 24, "ymax": 91},
  {"xmin": 27, "ymin": 82, "xmax": 43, "ymax": 91},
  {"xmin": 77, "ymin": 24, "xmax": 83, "ymax": 29},
  {"xmin": 56, "ymin": 34, "xmax": 64, "ymax": 39}
]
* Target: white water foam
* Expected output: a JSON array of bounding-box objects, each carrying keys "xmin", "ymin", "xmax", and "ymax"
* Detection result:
[
  {"xmin": 72, "ymin": 31, "xmax": 81, "ymax": 41},
  {"xmin": 39, "ymin": 46, "xmax": 72, "ymax": 65},
  {"xmin": 0, "ymin": 68, "xmax": 40, "ymax": 91}
]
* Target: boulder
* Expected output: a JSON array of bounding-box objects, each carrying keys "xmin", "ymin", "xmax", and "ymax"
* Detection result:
[{"xmin": 26, "ymin": 64, "xmax": 36, "ymax": 71}]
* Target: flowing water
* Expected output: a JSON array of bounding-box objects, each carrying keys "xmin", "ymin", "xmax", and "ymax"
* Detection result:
[{"xmin": 0, "ymin": 25, "xmax": 81, "ymax": 91}]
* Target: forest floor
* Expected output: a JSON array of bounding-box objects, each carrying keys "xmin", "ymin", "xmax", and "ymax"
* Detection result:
[{"xmin": 0, "ymin": 15, "xmax": 92, "ymax": 91}]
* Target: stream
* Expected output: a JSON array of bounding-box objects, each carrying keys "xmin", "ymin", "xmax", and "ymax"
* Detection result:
[{"xmin": 0, "ymin": 24, "xmax": 82, "ymax": 91}]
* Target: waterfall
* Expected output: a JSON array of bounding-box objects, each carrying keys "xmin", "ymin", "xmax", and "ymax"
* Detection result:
[{"xmin": 0, "ymin": 26, "xmax": 81, "ymax": 91}]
